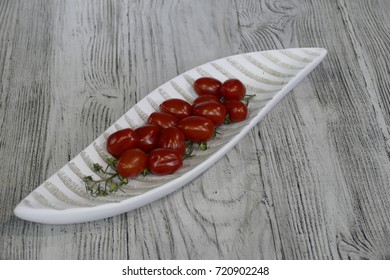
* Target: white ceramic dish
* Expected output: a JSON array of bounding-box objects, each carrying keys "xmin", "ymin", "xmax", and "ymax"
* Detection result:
[{"xmin": 14, "ymin": 48, "xmax": 327, "ymax": 224}]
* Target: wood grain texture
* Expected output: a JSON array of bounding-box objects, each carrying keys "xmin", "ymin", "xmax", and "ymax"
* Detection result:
[{"xmin": 1, "ymin": 0, "xmax": 390, "ymax": 260}]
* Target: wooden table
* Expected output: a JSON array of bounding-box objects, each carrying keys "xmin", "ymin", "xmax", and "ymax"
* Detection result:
[{"xmin": 1, "ymin": 0, "xmax": 389, "ymax": 260}]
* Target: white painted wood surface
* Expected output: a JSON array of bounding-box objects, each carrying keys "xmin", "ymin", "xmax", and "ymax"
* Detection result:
[{"xmin": 1, "ymin": 0, "xmax": 390, "ymax": 259}]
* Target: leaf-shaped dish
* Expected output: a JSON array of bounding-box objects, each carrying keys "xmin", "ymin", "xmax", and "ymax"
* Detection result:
[{"xmin": 14, "ymin": 48, "xmax": 327, "ymax": 224}]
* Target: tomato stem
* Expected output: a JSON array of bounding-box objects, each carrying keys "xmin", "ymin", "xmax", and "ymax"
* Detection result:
[
  {"xmin": 224, "ymin": 113, "xmax": 231, "ymax": 124},
  {"xmin": 142, "ymin": 168, "xmax": 149, "ymax": 177},
  {"xmin": 199, "ymin": 142, "xmax": 208, "ymax": 151},
  {"xmin": 242, "ymin": 94, "xmax": 255, "ymax": 106}
]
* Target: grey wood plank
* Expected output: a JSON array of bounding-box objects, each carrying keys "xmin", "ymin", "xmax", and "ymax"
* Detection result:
[{"xmin": 1, "ymin": 0, "xmax": 390, "ymax": 260}]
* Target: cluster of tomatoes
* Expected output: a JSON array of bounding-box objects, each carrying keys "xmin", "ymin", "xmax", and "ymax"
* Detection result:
[{"xmin": 84, "ymin": 77, "xmax": 249, "ymax": 196}]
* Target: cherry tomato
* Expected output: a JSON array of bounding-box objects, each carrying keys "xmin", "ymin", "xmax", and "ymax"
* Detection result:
[
  {"xmin": 193, "ymin": 77, "xmax": 222, "ymax": 96},
  {"xmin": 106, "ymin": 128, "xmax": 139, "ymax": 158},
  {"xmin": 116, "ymin": 148, "xmax": 147, "ymax": 178},
  {"xmin": 192, "ymin": 94, "xmax": 221, "ymax": 107},
  {"xmin": 220, "ymin": 79, "xmax": 246, "ymax": 100},
  {"xmin": 135, "ymin": 124, "xmax": 161, "ymax": 153},
  {"xmin": 192, "ymin": 101, "xmax": 227, "ymax": 126},
  {"xmin": 177, "ymin": 116, "xmax": 215, "ymax": 143},
  {"xmin": 159, "ymin": 98, "xmax": 193, "ymax": 120},
  {"xmin": 224, "ymin": 99, "xmax": 248, "ymax": 123},
  {"xmin": 147, "ymin": 112, "xmax": 178, "ymax": 129},
  {"xmin": 157, "ymin": 127, "xmax": 186, "ymax": 157},
  {"xmin": 148, "ymin": 148, "xmax": 183, "ymax": 175}
]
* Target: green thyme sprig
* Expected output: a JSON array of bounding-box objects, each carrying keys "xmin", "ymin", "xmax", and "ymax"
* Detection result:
[
  {"xmin": 184, "ymin": 141, "xmax": 195, "ymax": 158},
  {"xmin": 83, "ymin": 157, "xmax": 128, "ymax": 197}
]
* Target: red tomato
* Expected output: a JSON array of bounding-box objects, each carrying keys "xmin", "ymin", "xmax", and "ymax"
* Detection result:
[
  {"xmin": 147, "ymin": 112, "xmax": 178, "ymax": 129},
  {"xmin": 193, "ymin": 77, "xmax": 222, "ymax": 96},
  {"xmin": 192, "ymin": 101, "xmax": 227, "ymax": 126},
  {"xmin": 192, "ymin": 94, "xmax": 221, "ymax": 107},
  {"xmin": 224, "ymin": 99, "xmax": 248, "ymax": 123},
  {"xmin": 106, "ymin": 128, "xmax": 139, "ymax": 158},
  {"xmin": 116, "ymin": 148, "xmax": 147, "ymax": 178},
  {"xmin": 157, "ymin": 127, "xmax": 186, "ymax": 156},
  {"xmin": 135, "ymin": 124, "xmax": 161, "ymax": 153},
  {"xmin": 159, "ymin": 98, "xmax": 193, "ymax": 120},
  {"xmin": 220, "ymin": 79, "xmax": 246, "ymax": 100},
  {"xmin": 148, "ymin": 148, "xmax": 183, "ymax": 175},
  {"xmin": 177, "ymin": 116, "xmax": 215, "ymax": 143}
]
